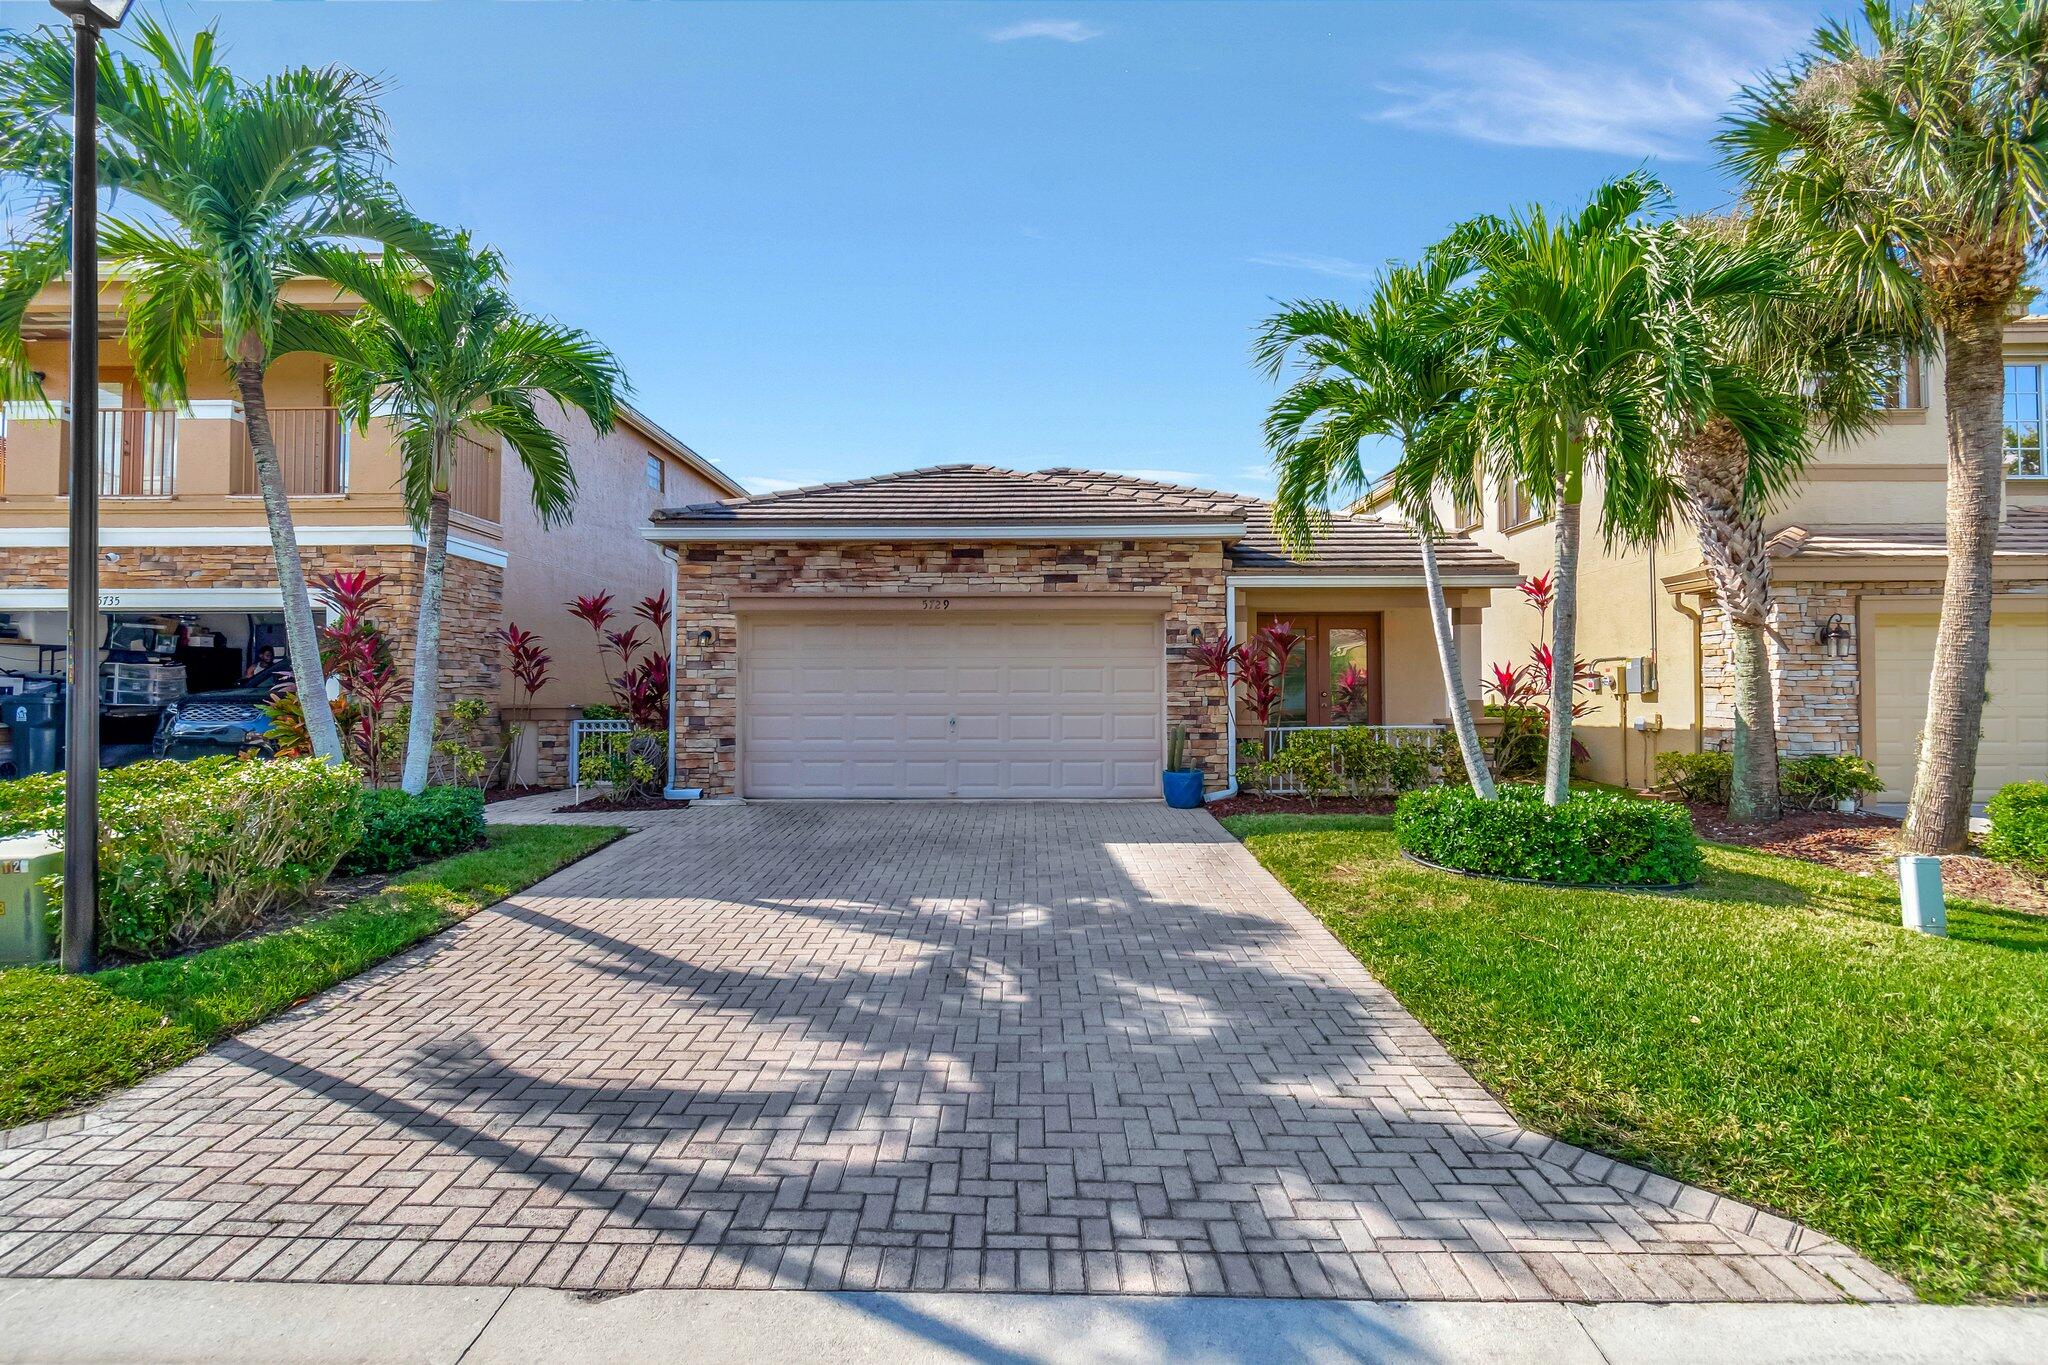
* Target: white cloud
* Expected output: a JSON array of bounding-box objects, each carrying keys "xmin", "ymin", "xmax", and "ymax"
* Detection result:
[
  {"xmin": 1248, "ymin": 252, "xmax": 1379, "ymax": 283},
  {"xmin": 986, "ymin": 19, "xmax": 1103, "ymax": 44},
  {"xmin": 1370, "ymin": 2, "xmax": 1808, "ymax": 160}
]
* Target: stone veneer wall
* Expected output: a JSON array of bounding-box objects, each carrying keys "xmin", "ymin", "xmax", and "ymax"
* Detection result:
[
  {"xmin": 671, "ymin": 540, "xmax": 1231, "ymax": 798},
  {"xmin": 1, "ymin": 544, "xmax": 502, "ymax": 730},
  {"xmin": 1703, "ymin": 575, "xmax": 2048, "ymax": 759}
]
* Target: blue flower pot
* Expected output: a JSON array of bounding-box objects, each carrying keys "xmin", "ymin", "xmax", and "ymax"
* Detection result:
[{"xmin": 1161, "ymin": 769, "xmax": 1205, "ymax": 809}]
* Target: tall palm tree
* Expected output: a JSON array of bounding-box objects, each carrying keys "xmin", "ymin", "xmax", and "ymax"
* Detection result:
[
  {"xmin": 1450, "ymin": 175, "xmax": 1667, "ymax": 805},
  {"xmin": 1643, "ymin": 216, "xmax": 1895, "ymax": 824},
  {"xmin": 1256, "ymin": 256, "xmax": 1497, "ymax": 798},
  {"xmin": 1722, "ymin": 0, "xmax": 2048, "ymax": 852},
  {"xmin": 0, "ymin": 19, "xmax": 445, "ymax": 764},
  {"xmin": 286, "ymin": 238, "xmax": 624, "ymax": 793},
  {"xmin": 1452, "ymin": 174, "xmax": 1790, "ymax": 805}
]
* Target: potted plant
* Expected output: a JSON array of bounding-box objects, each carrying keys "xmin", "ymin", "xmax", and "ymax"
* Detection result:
[{"xmin": 1162, "ymin": 726, "xmax": 1204, "ymax": 808}]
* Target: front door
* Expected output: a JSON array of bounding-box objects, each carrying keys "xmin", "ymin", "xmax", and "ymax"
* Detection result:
[{"xmin": 1257, "ymin": 613, "xmax": 1382, "ymax": 727}]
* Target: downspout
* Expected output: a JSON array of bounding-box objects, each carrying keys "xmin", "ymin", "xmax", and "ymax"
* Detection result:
[
  {"xmin": 662, "ymin": 547, "xmax": 697, "ymax": 800},
  {"xmin": 1205, "ymin": 582, "xmax": 1239, "ymax": 802},
  {"xmin": 1670, "ymin": 591, "xmax": 1704, "ymax": 754}
]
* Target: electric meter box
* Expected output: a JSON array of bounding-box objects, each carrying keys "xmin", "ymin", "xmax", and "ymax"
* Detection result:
[{"xmin": 0, "ymin": 832, "xmax": 61, "ymax": 965}]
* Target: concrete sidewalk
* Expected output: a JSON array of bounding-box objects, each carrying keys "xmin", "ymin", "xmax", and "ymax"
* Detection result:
[{"xmin": 2, "ymin": 1281, "xmax": 2043, "ymax": 1364}]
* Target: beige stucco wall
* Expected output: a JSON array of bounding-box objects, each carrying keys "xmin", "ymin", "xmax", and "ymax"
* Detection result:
[{"xmin": 496, "ymin": 401, "xmax": 734, "ymax": 710}]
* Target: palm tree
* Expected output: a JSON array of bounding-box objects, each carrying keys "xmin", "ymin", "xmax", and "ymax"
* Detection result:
[
  {"xmin": 1451, "ymin": 174, "xmax": 1791, "ymax": 805},
  {"xmin": 1722, "ymin": 0, "xmax": 2048, "ymax": 852},
  {"xmin": 1256, "ymin": 256, "xmax": 1497, "ymax": 798},
  {"xmin": 1643, "ymin": 216, "xmax": 1895, "ymax": 824},
  {"xmin": 286, "ymin": 238, "xmax": 624, "ymax": 793},
  {"xmin": 1449, "ymin": 175, "xmax": 1667, "ymax": 805},
  {"xmin": 0, "ymin": 19, "xmax": 445, "ymax": 764}
]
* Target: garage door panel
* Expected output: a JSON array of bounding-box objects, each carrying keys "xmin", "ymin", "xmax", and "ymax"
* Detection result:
[
  {"xmin": 742, "ymin": 612, "xmax": 1163, "ymax": 798},
  {"xmin": 1871, "ymin": 610, "xmax": 2048, "ymax": 802}
]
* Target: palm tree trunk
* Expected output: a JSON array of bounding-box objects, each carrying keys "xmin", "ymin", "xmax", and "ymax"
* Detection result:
[
  {"xmin": 234, "ymin": 359, "xmax": 346, "ymax": 765},
  {"xmin": 1904, "ymin": 303, "xmax": 2006, "ymax": 854},
  {"xmin": 1543, "ymin": 494, "xmax": 1580, "ymax": 805},
  {"xmin": 1675, "ymin": 419, "xmax": 1781, "ymax": 824},
  {"xmin": 400, "ymin": 478, "xmax": 452, "ymax": 795},
  {"xmin": 1419, "ymin": 534, "xmax": 1496, "ymax": 798}
]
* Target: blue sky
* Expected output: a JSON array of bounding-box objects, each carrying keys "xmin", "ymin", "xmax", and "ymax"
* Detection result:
[{"xmin": 2, "ymin": 0, "xmax": 1836, "ymax": 499}]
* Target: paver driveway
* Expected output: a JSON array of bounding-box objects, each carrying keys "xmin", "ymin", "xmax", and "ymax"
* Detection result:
[{"xmin": 0, "ymin": 803, "xmax": 1904, "ymax": 1302}]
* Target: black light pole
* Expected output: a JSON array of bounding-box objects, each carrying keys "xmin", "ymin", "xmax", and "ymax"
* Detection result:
[{"xmin": 52, "ymin": 0, "xmax": 129, "ymax": 975}]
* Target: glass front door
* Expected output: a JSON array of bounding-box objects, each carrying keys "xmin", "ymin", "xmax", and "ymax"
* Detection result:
[{"xmin": 1255, "ymin": 613, "xmax": 1381, "ymax": 727}]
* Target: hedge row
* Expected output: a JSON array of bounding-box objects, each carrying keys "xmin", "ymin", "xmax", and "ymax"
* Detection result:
[
  {"xmin": 1395, "ymin": 784, "xmax": 1702, "ymax": 888},
  {"xmin": 1, "ymin": 760, "xmax": 486, "ymax": 958},
  {"xmin": 1986, "ymin": 782, "xmax": 2048, "ymax": 875}
]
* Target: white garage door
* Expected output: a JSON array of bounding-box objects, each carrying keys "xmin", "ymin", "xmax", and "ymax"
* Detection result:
[
  {"xmin": 740, "ymin": 612, "xmax": 1165, "ymax": 798},
  {"xmin": 1870, "ymin": 608, "xmax": 2048, "ymax": 802}
]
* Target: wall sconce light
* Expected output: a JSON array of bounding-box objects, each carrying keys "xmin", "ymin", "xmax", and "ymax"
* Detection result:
[
  {"xmin": 695, "ymin": 628, "xmax": 714, "ymax": 648},
  {"xmin": 1816, "ymin": 613, "xmax": 1853, "ymax": 658},
  {"xmin": 1188, "ymin": 626, "xmax": 1204, "ymax": 644}
]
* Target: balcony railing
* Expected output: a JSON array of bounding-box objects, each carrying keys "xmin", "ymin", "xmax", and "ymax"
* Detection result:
[
  {"xmin": 450, "ymin": 428, "xmax": 500, "ymax": 522},
  {"xmin": 233, "ymin": 407, "xmax": 347, "ymax": 496},
  {"xmin": 54, "ymin": 409, "xmax": 179, "ymax": 497}
]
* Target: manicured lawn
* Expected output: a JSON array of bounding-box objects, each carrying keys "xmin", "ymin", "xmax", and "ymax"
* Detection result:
[
  {"xmin": 0, "ymin": 823, "xmax": 622, "ymax": 1131},
  {"xmin": 1223, "ymin": 813, "xmax": 2048, "ymax": 1304}
]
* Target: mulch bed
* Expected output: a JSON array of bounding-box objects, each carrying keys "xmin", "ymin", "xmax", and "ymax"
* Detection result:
[
  {"xmin": 1206, "ymin": 794, "xmax": 1398, "ymax": 818},
  {"xmin": 1681, "ymin": 802, "xmax": 2048, "ymax": 915},
  {"xmin": 485, "ymin": 785, "xmax": 562, "ymax": 805},
  {"xmin": 553, "ymin": 793, "xmax": 694, "ymax": 814}
]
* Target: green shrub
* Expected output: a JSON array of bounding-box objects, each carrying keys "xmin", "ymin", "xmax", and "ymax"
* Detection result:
[
  {"xmin": 1395, "ymin": 784, "xmax": 1701, "ymax": 888},
  {"xmin": 0, "ymin": 758, "xmax": 364, "ymax": 958},
  {"xmin": 338, "ymin": 786, "xmax": 487, "ymax": 875},
  {"xmin": 1985, "ymin": 782, "xmax": 2048, "ymax": 875},
  {"xmin": 1654, "ymin": 750, "xmax": 1732, "ymax": 804},
  {"xmin": 1780, "ymin": 753, "xmax": 1883, "ymax": 811},
  {"xmin": 1243, "ymin": 727, "xmax": 1439, "ymax": 799},
  {"xmin": 1651, "ymin": 750, "xmax": 1881, "ymax": 811},
  {"xmin": 579, "ymin": 702, "xmax": 628, "ymax": 721},
  {"xmin": 576, "ymin": 730, "xmax": 667, "ymax": 801}
]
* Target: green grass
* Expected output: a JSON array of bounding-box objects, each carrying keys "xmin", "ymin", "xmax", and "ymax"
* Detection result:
[
  {"xmin": 0, "ymin": 823, "xmax": 622, "ymax": 1130},
  {"xmin": 1222, "ymin": 813, "xmax": 2048, "ymax": 1304}
]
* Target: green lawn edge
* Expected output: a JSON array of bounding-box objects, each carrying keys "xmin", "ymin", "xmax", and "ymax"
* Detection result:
[
  {"xmin": 0, "ymin": 822, "xmax": 626, "ymax": 1131},
  {"xmin": 1221, "ymin": 812, "xmax": 2048, "ymax": 1303}
]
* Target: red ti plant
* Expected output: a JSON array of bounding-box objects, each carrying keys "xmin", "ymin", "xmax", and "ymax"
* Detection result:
[
  {"xmin": 313, "ymin": 569, "xmax": 405, "ymax": 785},
  {"xmin": 1518, "ymin": 571, "xmax": 1555, "ymax": 635},
  {"xmin": 500, "ymin": 624, "xmax": 553, "ymax": 702},
  {"xmin": 1332, "ymin": 665, "xmax": 1370, "ymax": 722},
  {"xmin": 1187, "ymin": 621, "xmax": 1299, "ymax": 740},
  {"xmin": 566, "ymin": 588, "xmax": 673, "ymax": 730}
]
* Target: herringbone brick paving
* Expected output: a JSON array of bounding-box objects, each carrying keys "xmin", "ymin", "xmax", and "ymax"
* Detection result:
[{"xmin": 0, "ymin": 802, "xmax": 1907, "ymax": 1301}]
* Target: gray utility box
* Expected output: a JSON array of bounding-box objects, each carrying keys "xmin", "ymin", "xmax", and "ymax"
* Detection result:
[{"xmin": 0, "ymin": 833, "xmax": 61, "ymax": 965}]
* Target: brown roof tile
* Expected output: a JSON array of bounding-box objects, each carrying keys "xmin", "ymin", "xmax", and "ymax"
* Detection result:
[
  {"xmin": 1768, "ymin": 506, "xmax": 2048, "ymax": 560},
  {"xmin": 653, "ymin": 464, "xmax": 1519, "ymax": 577}
]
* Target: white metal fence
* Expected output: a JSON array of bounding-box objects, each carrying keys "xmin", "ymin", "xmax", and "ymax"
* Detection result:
[
  {"xmin": 569, "ymin": 718, "xmax": 667, "ymax": 801},
  {"xmin": 1251, "ymin": 723, "xmax": 1449, "ymax": 796}
]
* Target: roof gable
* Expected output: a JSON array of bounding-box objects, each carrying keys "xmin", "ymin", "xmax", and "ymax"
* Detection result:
[{"xmin": 649, "ymin": 463, "xmax": 1520, "ymax": 578}]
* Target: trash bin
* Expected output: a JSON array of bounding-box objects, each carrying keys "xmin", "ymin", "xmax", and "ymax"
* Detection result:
[
  {"xmin": 0, "ymin": 689, "xmax": 63, "ymax": 775},
  {"xmin": 0, "ymin": 833, "xmax": 61, "ymax": 965}
]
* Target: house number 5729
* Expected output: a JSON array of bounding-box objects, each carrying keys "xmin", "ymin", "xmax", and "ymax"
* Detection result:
[{"xmin": 921, "ymin": 598, "xmax": 952, "ymax": 611}]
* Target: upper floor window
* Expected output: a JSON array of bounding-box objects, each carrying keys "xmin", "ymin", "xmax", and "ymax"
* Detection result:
[
  {"xmin": 1498, "ymin": 479, "xmax": 1538, "ymax": 530},
  {"xmin": 1874, "ymin": 353, "xmax": 1922, "ymax": 410},
  {"xmin": 645, "ymin": 452, "xmax": 663, "ymax": 492},
  {"xmin": 2009, "ymin": 363, "xmax": 2045, "ymax": 478}
]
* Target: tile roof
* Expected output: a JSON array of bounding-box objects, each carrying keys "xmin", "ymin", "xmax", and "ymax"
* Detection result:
[
  {"xmin": 1231, "ymin": 505, "xmax": 1520, "ymax": 575},
  {"xmin": 653, "ymin": 464, "xmax": 1520, "ymax": 577},
  {"xmin": 1768, "ymin": 506, "xmax": 2048, "ymax": 560},
  {"xmin": 652, "ymin": 464, "xmax": 1246, "ymax": 525}
]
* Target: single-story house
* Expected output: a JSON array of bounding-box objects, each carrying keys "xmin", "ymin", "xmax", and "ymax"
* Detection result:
[{"xmin": 643, "ymin": 465, "xmax": 1519, "ymax": 800}]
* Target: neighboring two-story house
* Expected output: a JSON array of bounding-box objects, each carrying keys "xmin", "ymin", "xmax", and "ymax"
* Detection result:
[
  {"xmin": 0, "ymin": 272, "xmax": 742, "ymax": 776},
  {"xmin": 1362, "ymin": 317, "xmax": 2048, "ymax": 804}
]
